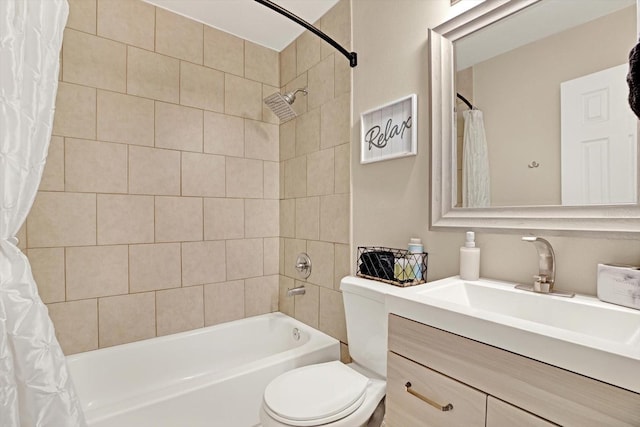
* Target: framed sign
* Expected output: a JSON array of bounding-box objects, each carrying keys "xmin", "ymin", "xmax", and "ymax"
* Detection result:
[{"xmin": 360, "ymin": 94, "xmax": 417, "ymax": 164}]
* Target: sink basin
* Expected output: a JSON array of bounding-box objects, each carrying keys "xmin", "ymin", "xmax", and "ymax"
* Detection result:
[
  {"xmin": 386, "ymin": 276, "xmax": 640, "ymax": 394},
  {"xmin": 417, "ymin": 280, "xmax": 640, "ymax": 345}
]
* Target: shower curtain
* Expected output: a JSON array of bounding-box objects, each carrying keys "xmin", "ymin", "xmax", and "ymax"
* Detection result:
[
  {"xmin": 1, "ymin": 0, "xmax": 86, "ymax": 425},
  {"xmin": 462, "ymin": 109, "xmax": 491, "ymax": 208}
]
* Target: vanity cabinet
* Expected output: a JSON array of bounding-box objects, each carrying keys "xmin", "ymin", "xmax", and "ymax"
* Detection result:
[{"xmin": 386, "ymin": 314, "xmax": 640, "ymax": 427}]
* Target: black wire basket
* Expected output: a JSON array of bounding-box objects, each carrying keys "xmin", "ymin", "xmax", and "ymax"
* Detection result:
[{"xmin": 356, "ymin": 246, "xmax": 428, "ymax": 287}]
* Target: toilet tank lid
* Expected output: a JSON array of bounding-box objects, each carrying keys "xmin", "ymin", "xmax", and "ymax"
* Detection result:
[{"xmin": 340, "ymin": 275, "xmax": 402, "ymax": 303}]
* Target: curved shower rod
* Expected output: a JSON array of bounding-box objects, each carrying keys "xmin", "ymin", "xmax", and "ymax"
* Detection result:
[{"xmin": 254, "ymin": 0, "xmax": 358, "ymax": 68}]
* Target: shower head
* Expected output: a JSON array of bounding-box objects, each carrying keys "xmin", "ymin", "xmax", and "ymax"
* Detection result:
[{"xmin": 264, "ymin": 88, "xmax": 308, "ymax": 122}]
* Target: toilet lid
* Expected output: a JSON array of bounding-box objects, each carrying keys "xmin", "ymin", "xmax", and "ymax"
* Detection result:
[{"xmin": 263, "ymin": 361, "xmax": 370, "ymax": 426}]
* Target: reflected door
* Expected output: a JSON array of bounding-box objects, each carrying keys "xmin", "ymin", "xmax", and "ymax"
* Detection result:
[{"xmin": 561, "ymin": 64, "xmax": 637, "ymax": 205}]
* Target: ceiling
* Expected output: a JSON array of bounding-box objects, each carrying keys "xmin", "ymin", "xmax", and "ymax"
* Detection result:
[{"xmin": 142, "ymin": 0, "xmax": 340, "ymax": 52}]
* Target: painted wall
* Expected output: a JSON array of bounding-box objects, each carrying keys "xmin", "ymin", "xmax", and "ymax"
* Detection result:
[{"xmin": 352, "ymin": 0, "xmax": 640, "ymax": 295}]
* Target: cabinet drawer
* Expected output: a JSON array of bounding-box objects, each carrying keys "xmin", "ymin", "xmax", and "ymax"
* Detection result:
[
  {"xmin": 386, "ymin": 351, "xmax": 486, "ymax": 427},
  {"xmin": 487, "ymin": 397, "xmax": 558, "ymax": 427}
]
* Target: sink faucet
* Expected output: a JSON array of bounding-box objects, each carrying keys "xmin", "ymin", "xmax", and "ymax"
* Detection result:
[{"xmin": 522, "ymin": 236, "xmax": 555, "ymax": 293}]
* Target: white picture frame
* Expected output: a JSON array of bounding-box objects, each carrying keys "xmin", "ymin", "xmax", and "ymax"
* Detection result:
[{"xmin": 360, "ymin": 94, "xmax": 417, "ymax": 164}]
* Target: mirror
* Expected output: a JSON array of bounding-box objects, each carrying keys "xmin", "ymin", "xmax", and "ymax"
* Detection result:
[{"xmin": 430, "ymin": 0, "xmax": 640, "ymax": 236}]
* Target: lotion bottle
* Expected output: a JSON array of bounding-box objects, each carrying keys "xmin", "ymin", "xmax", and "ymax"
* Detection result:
[
  {"xmin": 459, "ymin": 231, "xmax": 480, "ymax": 280},
  {"xmin": 408, "ymin": 238, "xmax": 424, "ymax": 280}
]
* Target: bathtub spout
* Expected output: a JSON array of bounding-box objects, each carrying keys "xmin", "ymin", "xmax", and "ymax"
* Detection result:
[{"xmin": 287, "ymin": 286, "xmax": 306, "ymax": 297}]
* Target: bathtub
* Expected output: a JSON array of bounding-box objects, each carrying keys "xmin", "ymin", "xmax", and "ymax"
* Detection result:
[{"xmin": 67, "ymin": 312, "xmax": 340, "ymax": 427}]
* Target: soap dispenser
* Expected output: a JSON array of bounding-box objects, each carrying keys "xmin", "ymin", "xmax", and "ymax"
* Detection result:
[{"xmin": 460, "ymin": 231, "xmax": 480, "ymax": 280}]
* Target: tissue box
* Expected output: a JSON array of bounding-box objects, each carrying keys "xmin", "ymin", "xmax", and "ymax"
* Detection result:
[{"xmin": 597, "ymin": 263, "xmax": 640, "ymax": 310}]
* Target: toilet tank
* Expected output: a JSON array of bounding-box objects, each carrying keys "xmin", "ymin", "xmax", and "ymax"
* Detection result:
[{"xmin": 340, "ymin": 276, "xmax": 395, "ymax": 378}]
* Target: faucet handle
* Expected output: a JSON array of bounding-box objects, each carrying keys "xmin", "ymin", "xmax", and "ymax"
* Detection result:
[{"xmin": 533, "ymin": 275, "xmax": 551, "ymax": 293}]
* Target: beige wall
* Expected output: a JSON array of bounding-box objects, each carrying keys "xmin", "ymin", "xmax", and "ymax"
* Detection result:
[
  {"xmin": 277, "ymin": 0, "xmax": 352, "ymax": 353},
  {"xmin": 352, "ymin": 0, "xmax": 640, "ymax": 296},
  {"xmin": 22, "ymin": 0, "xmax": 282, "ymax": 354}
]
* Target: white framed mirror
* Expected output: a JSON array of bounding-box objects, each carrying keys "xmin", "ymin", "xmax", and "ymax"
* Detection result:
[{"xmin": 430, "ymin": 0, "xmax": 640, "ymax": 237}]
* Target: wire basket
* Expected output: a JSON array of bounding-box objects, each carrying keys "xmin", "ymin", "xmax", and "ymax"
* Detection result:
[{"xmin": 356, "ymin": 246, "xmax": 428, "ymax": 287}]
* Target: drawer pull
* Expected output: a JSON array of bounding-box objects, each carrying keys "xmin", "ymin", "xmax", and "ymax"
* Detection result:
[{"xmin": 405, "ymin": 381, "xmax": 454, "ymax": 412}]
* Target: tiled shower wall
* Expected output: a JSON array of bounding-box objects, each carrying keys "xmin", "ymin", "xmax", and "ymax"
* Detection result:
[
  {"xmin": 277, "ymin": 0, "xmax": 352, "ymax": 352},
  {"xmin": 22, "ymin": 0, "xmax": 283, "ymax": 354}
]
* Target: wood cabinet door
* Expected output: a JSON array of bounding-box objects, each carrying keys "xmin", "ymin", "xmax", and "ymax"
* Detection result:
[{"xmin": 486, "ymin": 397, "xmax": 559, "ymax": 427}]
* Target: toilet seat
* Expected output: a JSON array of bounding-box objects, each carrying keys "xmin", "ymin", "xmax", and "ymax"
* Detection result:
[{"xmin": 262, "ymin": 361, "xmax": 370, "ymax": 427}]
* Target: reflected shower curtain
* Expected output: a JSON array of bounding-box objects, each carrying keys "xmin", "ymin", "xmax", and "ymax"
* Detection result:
[
  {"xmin": 462, "ymin": 110, "xmax": 491, "ymax": 208},
  {"xmin": 1, "ymin": 1, "xmax": 86, "ymax": 425}
]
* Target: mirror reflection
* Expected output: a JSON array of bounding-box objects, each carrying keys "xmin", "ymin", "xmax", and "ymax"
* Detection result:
[{"xmin": 453, "ymin": 0, "xmax": 637, "ymax": 208}]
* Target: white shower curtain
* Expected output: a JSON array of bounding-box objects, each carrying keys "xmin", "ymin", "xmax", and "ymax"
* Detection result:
[
  {"xmin": 462, "ymin": 109, "xmax": 491, "ymax": 208},
  {"xmin": 1, "ymin": 1, "xmax": 86, "ymax": 425}
]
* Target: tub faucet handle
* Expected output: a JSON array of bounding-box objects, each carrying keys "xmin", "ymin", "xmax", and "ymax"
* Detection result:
[{"xmin": 295, "ymin": 253, "xmax": 312, "ymax": 279}]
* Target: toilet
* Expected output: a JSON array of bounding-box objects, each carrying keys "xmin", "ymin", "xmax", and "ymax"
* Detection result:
[{"xmin": 260, "ymin": 275, "xmax": 393, "ymax": 427}]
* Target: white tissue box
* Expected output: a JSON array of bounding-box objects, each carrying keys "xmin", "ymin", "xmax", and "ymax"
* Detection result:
[{"xmin": 597, "ymin": 263, "xmax": 640, "ymax": 310}]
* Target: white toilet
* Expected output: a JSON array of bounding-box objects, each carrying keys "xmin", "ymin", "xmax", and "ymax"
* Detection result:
[{"xmin": 260, "ymin": 276, "xmax": 392, "ymax": 427}]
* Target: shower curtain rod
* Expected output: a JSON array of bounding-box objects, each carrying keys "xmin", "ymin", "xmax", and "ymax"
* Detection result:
[
  {"xmin": 456, "ymin": 93, "xmax": 474, "ymax": 110},
  {"xmin": 254, "ymin": 0, "xmax": 358, "ymax": 67}
]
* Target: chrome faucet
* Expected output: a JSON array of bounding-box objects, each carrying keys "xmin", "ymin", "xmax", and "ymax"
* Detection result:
[{"xmin": 516, "ymin": 236, "xmax": 574, "ymax": 297}]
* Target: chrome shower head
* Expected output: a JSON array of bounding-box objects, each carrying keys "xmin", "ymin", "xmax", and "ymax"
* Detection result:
[{"xmin": 264, "ymin": 88, "xmax": 308, "ymax": 122}]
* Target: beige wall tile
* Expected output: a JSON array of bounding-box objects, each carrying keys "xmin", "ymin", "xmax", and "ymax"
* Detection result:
[
  {"xmin": 63, "ymin": 29, "xmax": 126, "ymax": 92},
  {"xmin": 182, "ymin": 152, "xmax": 225, "ymax": 197},
  {"xmin": 127, "ymin": 47, "xmax": 179, "ymax": 103},
  {"xmin": 226, "ymin": 239, "xmax": 263, "ymax": 280},
  {"xmin": 99, "ymin": 292, "xmax": 155, "ymax": 347},
  {"xmin": 204, "ymin": 111, "xmax": 244, "ymax": 157},
  {"xmin": 226, "ymin": 157, "xmax": 263, "ymax": 198},
  {"xmin": 40, "ymin": 136, "xmax": 64, "ymax": 191},
  {"xmin": 284, "ymin": 238, "xmax": 306, "ymax": 278},
  {"xmin": 182, "ymin": 240, "xmax": 226, "ymax": 286},
  {"xmin": 341, "ymin": 343, "xmax": 352, "ymax": 362},
  {"xmin": 97, "ymin": 90, "xmax": 154, "ymax": 147},
  {"xmin": 155, "ymin": 102, "xmax": 203, "ymax": 152},
  {"xmin": 67, "ymin": 0, "xmax": 97, "ymax": 34},
  {"xmin": 294, "ymin": 281, "xmax": 319, "ymax": 328},
  {"xmin": 334, "ymin": 143, "xmax": 350, "ymax": 194},
  {"xmin": 225, "ymin": 74, "xmax": 262, "ymax": 120},
  {"xmin": 155, "ymin": 196, "xmax": 203, "ymax": 242},
  {"xmin": 97, "ymin": 194, "xmax": 154, "ymax": 245},
  {"xmin": 180, "ymin": 61, "xmax": 224, "ymax": 112},
  {"xmin": 129, "ymin": 146, "xmax": 180, "ymax": 196},
  {"xmin": 129, "ymin": 243, "xmax": 181, "ymax": 292},
  {"xmin": 295, "ymin": 108, "xmax": 320, "ymax": 156},
  {"xmin": 245, "ymin": 120, "xmax": 279, "ymax": 161},
  {"xmin": 262, "ymin": 84, "xmax": 280, "ymax": 125},
  {"xmin": 264, "ymin": 238, "xmax": 279, "ymax": 276},
  {"xmin": 264, "ymin": 161, "xmax": 279, "ymax": 199},
  {"xmin": 320, "ymin": 194, "xmax": 349, "ymax": 244},
  {"xmin": 283, "ymin": 156, "xmax": 306, "ymax": 199},
  {"xmin": 279, "ymin": 119, "xmax": 296, "ymax": 162},
  {"xmin": 204, "ymin": 198, "xmax": 244, "ymax": 240},
  {"xmin": 245, "ymin": 199, "xmax": 279, "ymax": 238},
  {"xmin": 280, "ymin": 199, "xmax": 295, "ymax": 239},
  {"xmin": 278, "ymin": 276, "xmax": 295, "ymax": 317},
  {"xmin": 307, "ymin": 241, "xmax": 334, "ymax": 289},
  {"xmin": 244, "ymin": 41, "xmax": 279, "ymax": 86},
  {"xmin": 334, "ymin": 54, "xmax": 351, "ymax": 97},
  {"xmin": 295, "ymin": 197, "xmax": 320, "ymax": 240},
  {"xmin": 280, "ymin": 42, "xmax": 296, "ymax": 87},
  {"xmin": 28, "ymin": 248, "xmax": 65, "ymax": 303},
  {"xmin": 204, "ymin": 26, "xmax": 244, "ymax": 76},
  {"xmin": 308, "ymin": 55, "xmax": 335, "ymax": 111},
  {"xmin": 334, "ymin": 243, "xmax": 350, "ymax": 289},
  {"xmin": 48, "ymin": 299, "xmax": 98, "ymax": 355},
  {"xmin": 97, "ymin": 0, "xmax": 155, "ymax": 50},
  {"xmin": 319, "ymin": 287, "xmax": 347, "ymax": 342},
  {"xmin": 279, "ymin": 237, "xmax": 285, "ymax": 275},
  {"xmin": 156, "ymin": 8, "xmax": 203, "ymax": 64},
  {"xmin": 53, "ymin": 82, "xmax": 96, "ymax": 139},
  {"xmin": 156, "ymin": 286, "xmax": 204, "ymax": 336},
  {"xmin": 66, "ymin": 245, "xmax": 128, "ymax": 300},
  {"xmin": 204, "ymin": 280, "xmax": 244, "ymax": 326},
  {"xmin": 27, "ymin": 192, "xmax": 96, "ymax": 248},
  {"xmin": 320, "ymin": 0, "xmax": 351, "ymax": 60},
  {"xmin": 245, "ymin": 275, "xmax": 279, "ymax": 316},
  {"xmin": 321, "ymin": 93, "xmax": 350, "ymax": 149},
  {"xmin": 296, "ymin": 30, "xmax": 321, "ymax": 74},
  {"xmin": 65, "ymin": 138, "xmax": 128, "ymax": 193},
  {"xmin": 307, "ymin": 148, "xmax": 335, "ymax": 196}
]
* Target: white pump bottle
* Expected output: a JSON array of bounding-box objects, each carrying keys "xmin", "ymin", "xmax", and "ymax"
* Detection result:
[{"xmin": 459, "ymin": 231, "xmax": 480, "ymax": 280}]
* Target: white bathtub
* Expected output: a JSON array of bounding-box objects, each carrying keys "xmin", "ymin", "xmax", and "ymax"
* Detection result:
[{"xmin": 67, "ymin": 312, "xmax": 340, "ymax": 427}]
